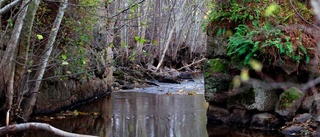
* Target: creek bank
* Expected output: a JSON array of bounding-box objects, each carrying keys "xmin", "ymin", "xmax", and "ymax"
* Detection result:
[
  {"xmin": 204, "ymin": 1, "xmax": 320, "ymax": 136},
  {"xmin": 112, "ymin": 64, "xmax": 203, "ymax": 91}
]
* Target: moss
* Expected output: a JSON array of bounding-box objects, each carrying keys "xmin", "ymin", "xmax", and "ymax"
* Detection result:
[
  {"xmin": 278, "ymin": 87, "xmax": 304, "ymax": 109},
  {"xmin": 206, "ymin": 58, "xmax": 228, "ymax": 74}
]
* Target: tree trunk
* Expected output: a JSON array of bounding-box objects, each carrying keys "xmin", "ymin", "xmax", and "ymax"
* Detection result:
[
  {"xmin": 20, "ymin": 0, "xmax": 68, "ymax": 121},
  {"xmin": 15, "ymin": 0, "xmax": 40, "ymax": 111},
  {"xmin": 0, "ymin": 0, "xmax": 30, "ymax": 112}
]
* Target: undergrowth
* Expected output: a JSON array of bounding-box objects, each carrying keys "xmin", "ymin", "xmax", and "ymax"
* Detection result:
[{"xmin": 204, "ymin": 0, "xmax": 315, "ymax": 67}]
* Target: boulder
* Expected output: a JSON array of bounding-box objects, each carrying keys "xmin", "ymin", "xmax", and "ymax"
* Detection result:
[
  {"xmin": 310, "ymin": 93, "xmax": 320, "ymax": 122},
  {"xmin": 281, "ymin": 125, "xmax": 309, "ymax": 136},
  {"xmin": 207, "ymin": 105, "xmax": 230, "ymax": 124},
  {"xmin": 294, "ymin": 113, "xmax": 312, "ymax": 123},
  {"xmin": 228, "ymin": 79, "xmax": 279, "ymax": 111},
  {"xmin": 301, "ymin": 95, "xmax": 315, "ymax": 112},
  {"xmin": 275, "ymin": 87, "xmax": 304, "ymax": 120},
  {"xmin": 250, "ymin": 113, "xmax": 281, "ymax": 130},
  {"xmin": 229, "ymin": 109, "xmax": 252, "ymax": 125},
  {"xmin": 205, "ymin": 73, "xmax": 232, "ymax": 104}
]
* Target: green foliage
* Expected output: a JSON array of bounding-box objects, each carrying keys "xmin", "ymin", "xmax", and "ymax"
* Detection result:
[
  {"xmin": 204, "ymin": 1, "xmax": 314, "ymax": 66},
  {"xmin": 50, "ymin": 0, "xmax": 100, "ymax": 79},
  {"xmin": 205, "ymin": 1, "xmax": 261, "ymax": 26},
  {"xmin": 226, "ymin": 22, "xmax": 309, "ymax": 66}
]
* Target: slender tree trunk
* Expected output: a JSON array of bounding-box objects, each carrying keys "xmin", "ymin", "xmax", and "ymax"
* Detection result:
[
  {"xmin": 15, "ymin": 0, "xmax": 40, "ymax": 110},
  {"xmin": 156, "ymin": 0, "xmax": 186, "ymax": 71},
  {"xmin": 0, "ymin": 0, "xmax": 30, "ymax": 112},
  {"xmin": 20, "ymin": 0, "xmax": 68, "ymax": 121}
]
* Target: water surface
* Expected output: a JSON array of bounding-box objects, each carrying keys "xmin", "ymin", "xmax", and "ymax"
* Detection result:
[
  {"xmin": 27, "ymin": 92, "xmax": 208, "ymax": 137},
  {"xmin": 24, "ymin": 79, "xmax": 283, "ymax": 137}
]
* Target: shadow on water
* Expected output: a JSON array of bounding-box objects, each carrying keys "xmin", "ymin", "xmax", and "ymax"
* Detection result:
[{"xmin": 23, "ymin": 81, "xmax": 283, "ymax": 137}]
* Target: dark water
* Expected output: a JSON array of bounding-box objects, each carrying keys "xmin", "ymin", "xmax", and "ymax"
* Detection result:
[{"xmin": 24, "ymin": 79, "xmax": 283, "ymax": 137}]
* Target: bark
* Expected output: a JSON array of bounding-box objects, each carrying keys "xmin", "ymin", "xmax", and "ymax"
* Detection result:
[
  {"xmin": 0, "ymin": 122, "xmax": 98, "ymax": 137},
  {"xmin": 20, "ymin": 0, "xmax": 68, "ymax": 120},
  {"xmin": 0, "ymin": 0, "xmax": 30, "ymax": 112},
  {"xmin": 15, "ymin": 0, "xmax": 40, "ymax": 110},
  {"xmin": 0, "ymin": 0, "xmax": 21, "ymax": 15}
]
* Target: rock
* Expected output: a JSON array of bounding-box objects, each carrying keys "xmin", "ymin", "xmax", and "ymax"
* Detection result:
[
  {"xmin": 275, "ymin": 87, "xmax": 304, "ymax": 120},
  {"xmin": 310, "ymin": 93, "xmax": 320, "ymax": 122},
  {"xmin": 250, "ymin": 113, "xmax": 281, "ymax": 130},
  {"xmin": 204, "ymin": 73, "xmax": 232, "ymax": 104},
  {"xmin": 314, "ymin": 126, "xmax": 320, "ymax": 136},
  {"xmin": 228, "ymin": 79, "xmax": 279, "ymax": 111},
  {"xmin": 178, "ymin": 71, "xmax": 192, "ymax": 79},
  {"xmin": 281, "ymin": 125, "xmax": 308, "ymax": 136},
  {"xmin": 294, "ymin": 113, "xmax": 312, "ymax": 123},
  {"xmin": 230, "ymin": 109, "xmax": 252, "ymax": 125},
  {"xmin": 301, "ymin": 95, "xmax": 315, "ymax": 112},
  {"xmin": 205, "ymin": 92, "xmax": 229, "ymax": 105},
  {"xmin": 207, "ymin": 105, "xmax": 230, "ymax": 124}
]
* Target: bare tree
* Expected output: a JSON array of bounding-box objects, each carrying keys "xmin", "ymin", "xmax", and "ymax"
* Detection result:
[{"xmin": 20, "ymin": 0, "xmax": 68, "ymax": 120}]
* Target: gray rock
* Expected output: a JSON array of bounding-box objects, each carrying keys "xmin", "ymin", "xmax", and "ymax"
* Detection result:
[
  {"xmin": 310, "ymin": 94, "xmax": 320, "ymax": 122},
  {"xmin": 281, "ymin": 125, "xmax": 307, "ymax": 136},
  {"xmin": 205, "ymin": 73, "xmax": 232, "ymax": 103},
  {"xmin": 228, "ymin": 79, "xmax": 279, "ymax": 111},
  {"xmin": 207, "ymin": 105, "xmax": 230, "ymax": 124},
  {"xmin": 294, "ymin": 113, "xmax": 312, "ymax": 123},
  {"xmin": 230, "ymin": 109, "xmax": 252, "ymax": 125},
  {"xmin": 275, "ymin": 87, "xmax": 304, "ymax": 120},
  {"xmin": 301, "ymin": 95, "xmax": 315, "ymax": 112},
  {"xmin": 250, "ymin": 113, "xmax": 281, "ymax": 130}
]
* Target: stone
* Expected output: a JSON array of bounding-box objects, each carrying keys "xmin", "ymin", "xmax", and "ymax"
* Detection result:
[
  {"xmin": 275, "ymin": 87, "xmax": 304, "ymax": 120},
  {"xmin": 207, "ymin": 105, "xmax": 230, "ymax": 124},
  {"xmin": 301, "ymin": 95, "xmax": 315, "ymax": 112},
  {"xmin": 281, "ymin": 125, "xmax": 308, "ymax": 136},
  {"xmin": 294, "ymin": 113, "xmax": 312, "ymax": 123},
  {"xmin": 230, "ymin": 109, "xmax": 252, "ymax": 125},
  {"xmin": 310, "ymin": 93, "xmax": 320, "ymax": 122},
  {"xmin": 228, "ymin": 79, "xmax": 279, "ymax": 111},
  {"xmin": 204, "ymin": 73, "xmax": 232, "ymax": 104},
  {"xmin": 313, "ymin": 126, "xmax": 320, "ymax": 137},
  {"xmin": 250, "ymin": 113, "xmax": 281, "ymax": 130}
]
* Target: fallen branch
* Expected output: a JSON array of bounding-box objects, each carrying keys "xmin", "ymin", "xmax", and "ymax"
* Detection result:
[
  {"xmin": 177, "ymin": 58, "xmax": 206, "ymax": 71},
  {"xmin": 0, "ymin": 122, "xmax": 98, "ymax": 137}
]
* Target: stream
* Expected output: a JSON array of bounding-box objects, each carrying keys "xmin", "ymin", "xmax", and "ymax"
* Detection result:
[{"xmin": 25, "ymin": 78, "xmax": 283, "ymax": 137}]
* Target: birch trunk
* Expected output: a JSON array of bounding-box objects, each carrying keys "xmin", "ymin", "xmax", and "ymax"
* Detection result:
[
  {"xmin": 0, "ymin": 0, "xmax": 30, "ymax": 112},
  {"xmin": 156, "ymin": 0, "xmax": 187, "ymax": 71},
  {"xmin": 20, "ymin": 0, "xmax": 68, "ymax": 120}
]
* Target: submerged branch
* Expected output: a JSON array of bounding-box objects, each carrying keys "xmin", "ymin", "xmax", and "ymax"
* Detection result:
[{"xmin": 0, "ymin": 122, "xmax": 98, "ymax": 137}]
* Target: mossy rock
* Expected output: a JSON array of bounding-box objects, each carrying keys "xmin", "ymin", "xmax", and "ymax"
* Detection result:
[
  {"xmin": 275, "ymin": 87, "xmax": 304, "ymax": 120},
  {"xmin": 204, "ymin": 58, "xmax": 229, "ymax": 76}
]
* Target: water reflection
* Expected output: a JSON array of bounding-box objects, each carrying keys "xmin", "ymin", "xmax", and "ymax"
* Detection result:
[
  {"xmin": 26, "ymin": 92, "xmax": 208, "ymax": 137},
  {"xmin": 111, "ymin": 92, "xmax": 208, "ymax": 137}
]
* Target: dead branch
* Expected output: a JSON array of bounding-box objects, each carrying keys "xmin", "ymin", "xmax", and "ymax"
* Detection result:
[
  {"xmin": 0, "ymin": 122, "xmax": 98, "ymax": 137},
  {"xmin": 177, "ymin": 58, "xmax": 206, "ymax": 71}
]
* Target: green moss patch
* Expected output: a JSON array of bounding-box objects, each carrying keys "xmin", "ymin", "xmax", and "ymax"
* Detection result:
[{"xmin": 278, "ymin": 87, "xmax": 304, "ymax": 110}]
